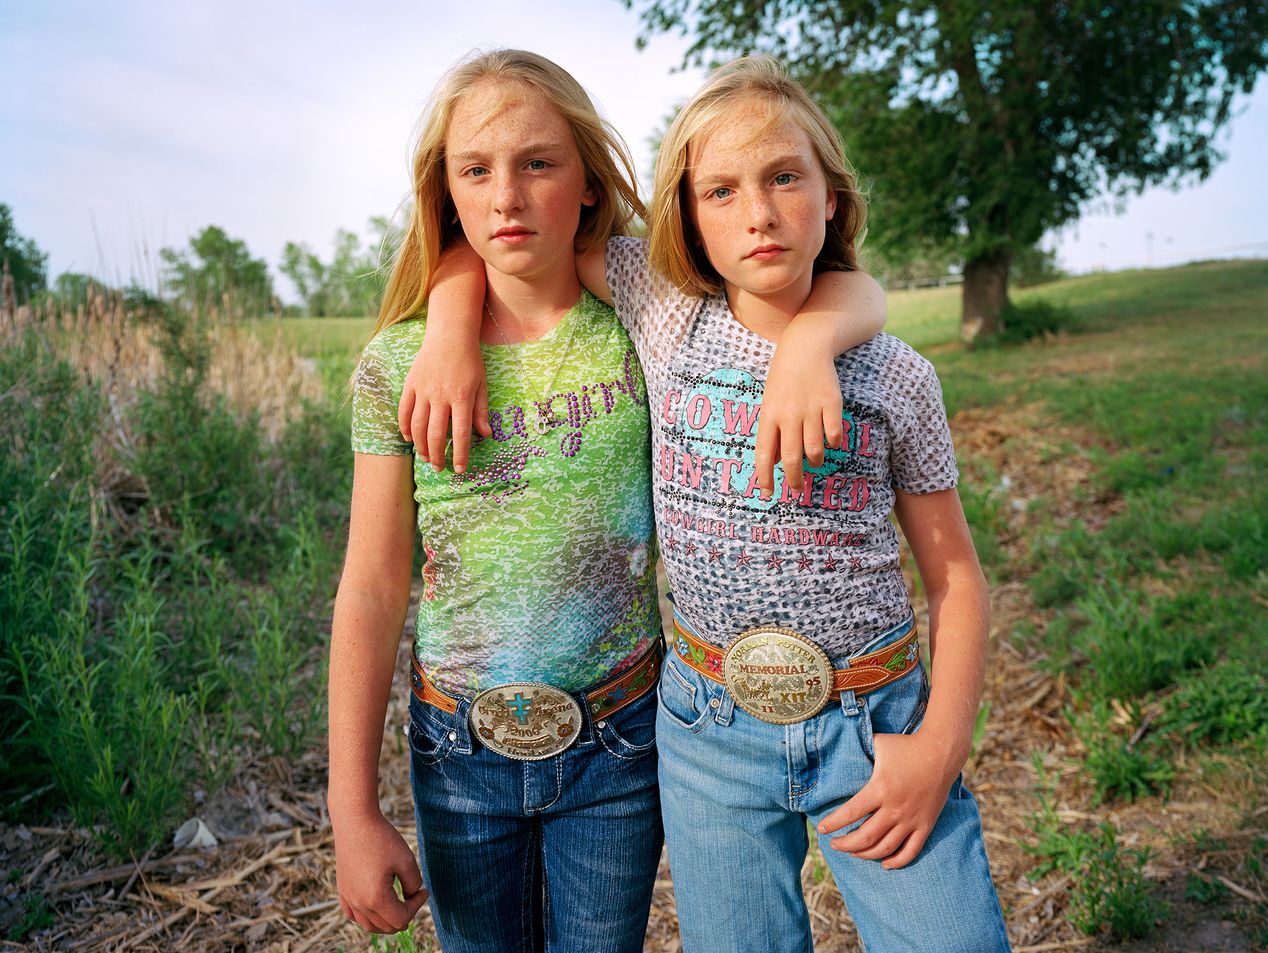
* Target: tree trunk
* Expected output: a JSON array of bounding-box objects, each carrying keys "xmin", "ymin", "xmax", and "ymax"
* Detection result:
[{"xmin": 960, "ymin": 248, "xmax": 1012, "ymax": 343}]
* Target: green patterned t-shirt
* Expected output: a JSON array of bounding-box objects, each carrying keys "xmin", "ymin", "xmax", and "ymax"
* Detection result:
[{"xmin": 351, "ymin": 292, "xmax": 660, "ymax": 695}]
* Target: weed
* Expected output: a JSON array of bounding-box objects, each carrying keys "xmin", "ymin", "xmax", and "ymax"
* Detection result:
[
  {"xmin": 1064, "ymin": 583, "xmax": 1213, "ymax": 699},
  {"xmin": 806, "ymin": 820, "xmax": 831, "ymax": 885},
  {"xmin": 4, "ymin": 891, "xmax": 55, "ymax": 942},
  {"xmin": 1075, "ymin": 699, "xmax": 1171, "ymax": 805},
  {"xmin": 359, "ymin": 926, "xmax": 438, "ymax": 952},
  {"xmin": 1026, "ymin": 757, "xmax": 1168, "ymax": 939},
  {"xmin": 956, "ymin": 459, "xmax": 1007, "ymax": 574},
  {"xmin": 2, "ymin": 296, "xmax": 348, "ymax": 857},
  {"xmin": 1026, "ymin": 522, "xmax": 1116, "ymax": 609},
  {"xmin": 1158, "ymin": 661, "xmax": 1268, "ymax": 747},
  {"xmin": 1067, "ymin": 824, "xmax": 1168, "ymax": 938},
  {"xmin": 1184, "ymin": 872, "xmax": 1230, "ymax": 904},
  {"xmin": 969, "ymin": 700, "xmax": 991, "ymax": 758}
]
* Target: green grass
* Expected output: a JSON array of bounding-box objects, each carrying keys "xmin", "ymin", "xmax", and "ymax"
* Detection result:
[
  {"xmin": 2, "ymin": 309, "xmax": 350, "ymax": 860},
  {"xmin": 275, "ymin": 316, "xmax": 375, "ymax": 390},
  {"xmin": 885, "ymin": 260, "xmax": 1267, "ymax": 940},
  {"xmin": 885, "ymin": 260, "xmax": 1266, "ymax": 703}
]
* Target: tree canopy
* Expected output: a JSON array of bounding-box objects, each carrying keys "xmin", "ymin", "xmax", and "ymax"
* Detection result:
[
  {"xmin": 280, "ymin": 217, "xmax": 399, "ymax": 317},
  {"xmin": 622, "ymin": 0, "xmax": 1268, "ymax": 338},
  {"xmin": 159, "ymin": 225, "xmax": 274, "ymax": 318},
  {"xmin": 1, "ymin": 204, "xmax": 49, "ymax": 307}
]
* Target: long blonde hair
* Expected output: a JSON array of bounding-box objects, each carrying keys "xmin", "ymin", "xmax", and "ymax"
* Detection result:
[
  {"xmin": 649, "ymin": 56, "xmax": 868, "ymax": 297},
  {"xmin": 374, "ymin": 50, "xmax": 644, "ymax": 335}
]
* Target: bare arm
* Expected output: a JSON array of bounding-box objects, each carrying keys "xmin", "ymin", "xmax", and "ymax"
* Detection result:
[
  {"xmin": 399, "ymin": 243, "xmax": 614, "ymax": 471},
  {"xmin": 398, "ymin": 239, "xmax": 490, "ymax": 472},
  {"xmin": 328, "ymin": 452, "xmax": 428, "ymax": 933},
  {"xmin": 755, "ymin": 270, "xmax": 886, "ymax": 498},
  {"xmin": 575, "ymin": 244, "xmax": 612, "ymax": 304},
  {"xmin": 817, "ymin": 487, "xmax": 988, "ymax": 869}
]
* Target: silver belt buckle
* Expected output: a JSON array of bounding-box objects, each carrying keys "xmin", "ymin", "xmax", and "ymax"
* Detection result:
[
  {"xmin": 722, "ymin": 627, "xmax": 833, "ymax": 724},
  {"xmin": 469, "ymin": 682, "xmax": 583, "ymax": 761}
]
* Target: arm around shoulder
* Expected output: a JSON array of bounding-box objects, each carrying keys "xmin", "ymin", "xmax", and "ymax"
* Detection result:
[{"xmin": 755, "ymin": 270, "xmax": 887, "ymax": 497}]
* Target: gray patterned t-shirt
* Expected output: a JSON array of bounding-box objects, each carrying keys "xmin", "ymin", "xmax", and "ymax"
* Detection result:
[
  {"xmin": 606, "ymin": 236, "xmax": 958, "ymax": 658},
  {"xmin": 351, "ymin": 292, "xmax": 661, "ymax": 695}
]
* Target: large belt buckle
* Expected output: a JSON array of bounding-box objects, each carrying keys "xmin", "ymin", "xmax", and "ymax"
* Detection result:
[
  {"xmin": 722, "ymin": 626, "xmax": 833, "ymax": 724},
  {"xmin": 469, "ymin": 682, "xmax": 583, "ymax": 761}
]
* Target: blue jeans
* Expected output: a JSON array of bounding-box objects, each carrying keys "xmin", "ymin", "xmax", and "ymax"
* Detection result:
[
  {"xmin": 657, "ymin": 615, "xmax": 1010, "ymax": 953},
  {"xmin": 408, "ymin": 682, "xmax": 662, "ymax": 953}
]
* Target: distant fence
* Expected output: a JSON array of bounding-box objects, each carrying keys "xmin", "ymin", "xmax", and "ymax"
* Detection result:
[
  {"xmin": 1059, "ymin": 240, "xmax": 1268, "ymax": 274},
  {"xmin": 883, "ymin": 240, "xmax": 1268, "ymax": 290},
  {"xmin": 887, "ymin": 273, "xmax": 964, "ymax": 291}
]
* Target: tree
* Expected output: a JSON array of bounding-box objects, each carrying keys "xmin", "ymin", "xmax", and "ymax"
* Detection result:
[
  {"xmin": 49, "ymin": 272, "xmax": 112, "ymax": 311},
  {"xmin": 281, "ymin": 217, "xmax": 401, "ymax": 317},
  {"xmin": 622, "ymin": 1, "xmax": 1268, "ymax": 340},
  {"xmin": 159, "ymin": 226, "xmax": 274, "ymax": 318},
  {"xmin": 0, "ymin": 204, "xmax": 49, "ymax": 306}
]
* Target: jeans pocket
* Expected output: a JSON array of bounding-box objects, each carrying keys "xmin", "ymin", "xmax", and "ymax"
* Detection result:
[
  {"xmin": 859, "ymin": 664, "xmax": 929, "ymax": 763},
  {"xmin": 407, "ymin": 702, "xmax": 460, "ymax": 768},
  {"xmin": 596, "ymin": 689, "xmax": 658, "ymax": 760},
  {"xmin": 656, "ymin": 656, "xmax": 713, "ymax": 732}
]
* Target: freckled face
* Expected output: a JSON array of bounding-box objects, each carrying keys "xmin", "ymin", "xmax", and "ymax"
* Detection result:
[
  {"xmin": 686, "ymin": 105, "xmax": 836, "ymax": 306},
  {"xmin": 445, "ymin": 80, "xmax": 596, "ymax": 283}
]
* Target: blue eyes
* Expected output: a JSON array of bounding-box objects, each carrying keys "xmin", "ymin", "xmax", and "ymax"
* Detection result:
[
  {"xmin": 464, "ymin": 159, "xmax": 550, "ymax": 178},
  {"xmin": 708, "ymin": 173, "xmax": 799, "ymax": 200}
]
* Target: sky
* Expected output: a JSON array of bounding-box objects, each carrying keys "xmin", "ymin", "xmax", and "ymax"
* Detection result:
[{"xmin": 3, "ymin": 1, "xmax": 1266, "ymax": 302}]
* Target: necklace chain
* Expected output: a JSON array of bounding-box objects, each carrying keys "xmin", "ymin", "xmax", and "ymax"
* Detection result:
[{"xmin": 483, "ymin": 298, "xmax": 578, "ymax": 435}]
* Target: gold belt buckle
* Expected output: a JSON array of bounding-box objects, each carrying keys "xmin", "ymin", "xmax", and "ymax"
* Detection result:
[
  {"xmin": 469, "ymin": 682, "xmax": 583, "ymax": 761},
  {"xmin": 722, "ymin": 627, "xmax": 833, "ymax": 724}
]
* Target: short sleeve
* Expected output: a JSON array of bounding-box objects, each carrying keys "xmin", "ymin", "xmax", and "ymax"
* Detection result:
[
  {"xmin": 605, "ymin": 235, "xmax": 700, "ymax": 380},
  {"xmin": 351, "ymin": 333, "xmax": 412, "ymax": 456},
  {"xmin": 889, "ymin": 354, "xmax": 959, "ymax": 494}
]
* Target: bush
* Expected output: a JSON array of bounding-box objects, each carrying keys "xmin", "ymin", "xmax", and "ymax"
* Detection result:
[
  {"xmin": 998, "ymin": 299, "xmax": 1079, "ymax": 344},
  {"xmin": 1, "ymin": 301, "xmax": 348, "ymax": 858}
]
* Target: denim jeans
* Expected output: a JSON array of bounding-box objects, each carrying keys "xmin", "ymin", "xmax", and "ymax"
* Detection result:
[
  {"xmin": 657, "ymin": 614, "xmax": 1011, "ymax": 953},
  {"xmin": 408, "ymin": 682, "xmax": 662, "ymax": 953}
]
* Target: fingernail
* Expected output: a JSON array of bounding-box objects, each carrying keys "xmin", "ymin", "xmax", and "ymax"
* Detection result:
[{"xmin": 454, "ymin": 465, "xmax": 465, "ymax": 474}]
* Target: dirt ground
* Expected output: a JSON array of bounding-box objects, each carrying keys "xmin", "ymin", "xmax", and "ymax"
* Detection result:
[{"xmin": 3, "ymin": 407, "xmax": 1263, "ymax": 952}]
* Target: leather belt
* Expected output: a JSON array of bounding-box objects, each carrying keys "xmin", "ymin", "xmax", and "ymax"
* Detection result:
[
  {"xmin": 410, "ymin": 638, "xmax": 664, "ymax": 723},
  {"xmin": 671, "ymin": 616, "xmax": 920, "ymax": 717}
]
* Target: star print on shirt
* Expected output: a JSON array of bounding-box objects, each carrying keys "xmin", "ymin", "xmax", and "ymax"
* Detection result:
[
  {"xmin": 707, "ymin": 545, "xmax": 723, "ymax": 563},
  {"xmin": 664, "ymin": 534, "xmax": 678, "ymax": 552},
  {"xmin": 736, "ymin": 548, "xmax": 754, "ymax": 569},
  {"xmin": 850, "ymin": 556, "xmax": 863, "ymax": 570},
  {"xmin": 823, "ymin": 555, "xmax": 840, "ymax": 572},
  {"xmin": 766, "ymin": 553, "xmax": 784, "ymax": 571},
  {"xmin": 684, "ymin": 542, "xmax": 698, "ymax": 557},
  {"xmin": 797, "ymin": 554, "xmax": 814, "ymax": 572}
]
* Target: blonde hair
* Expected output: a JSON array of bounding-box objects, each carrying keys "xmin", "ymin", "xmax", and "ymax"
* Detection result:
[
  {"xmin": 649, "ymin": 56, "xmax": 868, "ymax": 297},
  {"xmin": 374, "ymin": 49, "xmax": 645, "ymax": 335}
]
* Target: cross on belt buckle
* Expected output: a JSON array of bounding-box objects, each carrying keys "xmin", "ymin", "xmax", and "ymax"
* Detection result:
[{"xmin": 469, "ymin": 682, "xmax": 583, "ymax": 761}]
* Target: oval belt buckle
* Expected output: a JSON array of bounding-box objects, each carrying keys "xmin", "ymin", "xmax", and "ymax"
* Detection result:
[
  {"xmin": 469, "ymin": 682, "xmax": 583, "ymax": 761},
  {"xmin": 722, "ymin": 627, "xmax": 833, "ymax": 724}
]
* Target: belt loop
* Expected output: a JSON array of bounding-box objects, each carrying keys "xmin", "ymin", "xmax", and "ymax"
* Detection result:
[
  {"xmin": 715, "ymin": 685, "xmax": 735, "ymax": 726},
  {"xmin": 839, "ymin": 687, "xmax": 861, "ymax": 717}
]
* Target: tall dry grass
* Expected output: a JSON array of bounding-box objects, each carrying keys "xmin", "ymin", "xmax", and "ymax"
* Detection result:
[{"xmin": 4, "ymin": 284, "xmax": 324, "ymax": 440}]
